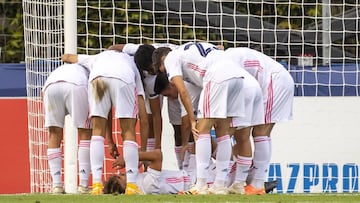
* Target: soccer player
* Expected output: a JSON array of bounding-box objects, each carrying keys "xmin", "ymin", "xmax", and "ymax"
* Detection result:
[
  {"xmin": 155, "ymin": 63, "xmax": 266, "ymax": 194},
  {"xmin": 154, "ymin": 72, "xmax": 201, "ymax": 172},
  {"xmin": 225, "ymin": 47, "xmax": 294, "ymax": 194},
  {"xmin": 104, "ymin": 149, "xmax": 190, "ymax": 194},
  {"xmin": 227, "ymin": 66, "xmax": 265, "ymax": 194},
  {"xmin": 70, "ymin": 50, "xmax": 147, "ymax": 195},
  {"xmin": 152, "ymin": 42, "xmax": 246, "ymax": 194},
  {"xmin": 108, "ymin": 43, "xmax": 178, "ymax": 151},
  {"xmin": 42, "ymin": 63, "xmax": 92, "ymax": 194}
]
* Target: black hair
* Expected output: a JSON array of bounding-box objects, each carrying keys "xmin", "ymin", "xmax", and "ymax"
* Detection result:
[
  {"xmin": 154, "ymin": 72, "xmax": 170, "ymax": 95},
  {"xmin": 152, "ymin": 47, "xmax": 171, "ymax": 73},
  {"xmin": 134, "ymin": 44, "xmax": 156, "ymax": 86},
  {"xmin": 134, "ymin": 44, "xmax": 155, "ymax": 73}
]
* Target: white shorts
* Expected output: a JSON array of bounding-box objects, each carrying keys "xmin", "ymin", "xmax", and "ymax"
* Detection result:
[
  {"xmin": 136, "ymin": 167, "xmax": 161, "ymax": 194},
  {"xmin": 232, "ymin": 76, "xmax": 264, "ymax": 128},
  {"xmin": 265, "ymin": 71, "xmax": 294, "ymax": 123},
  {"xmin": 43, "ymin": 82, "xmax": 91, "ymax": 129},
  {"xmin": 89, "ymin": 77, "xmax": 137, "ymax": 119},
  {"xmin": 167, "ymin": 98, "xmax": 182, "ymax": 125},
  {"xmin": 197, "ymin": 78, "xmax": 245, "ymax": 119},
  {"xmin": 159, "ymin": 170, "xmax": 190, "ymax": 194}
]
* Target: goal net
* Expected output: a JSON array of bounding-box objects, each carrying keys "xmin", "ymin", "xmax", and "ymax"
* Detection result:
[{"xmin": 23, "ymin": 0, "xmax": 359, "ymax": 193}]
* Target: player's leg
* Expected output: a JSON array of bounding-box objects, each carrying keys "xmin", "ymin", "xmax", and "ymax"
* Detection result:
[
  {"xmin": 208, "ymin": 77, "xmax": 244, "ymax": 194},
  {"xmin": 77, "ymin": 128, "xmax": 91, "ymax": 194},
  {"xmin": 88, "ymin": 77, "xmax": 112, "ymax": 195},
  {"xmin": 228, "ymin": 126, "xmax": 252, "ymax": 194},
  {"xmin": 89, "ymin": 116, "xmax": 107, "ymax": 194},
  {"xmin": 70, "ymin": 83, "xmax": 92, "ymax": 193},
  {"xmin": 182, "ymin": 114, "xmax": 196, "ymax": 185},
  {"xmin": 172, "ymin": 124, "xmax": 183, "ymax": 169},
  {"xmin": 47, "ymin": 126, "xmax": 64, "ymax": 194},
  {"xmin": 207, "ymin": 118, "xmax": 232, "ymax": 195},
  {"xmin": 120, "ymin": 118, "xmax": 143, "ymax": 195},
  {"xmin": 184, "ymin": 118, "xmax": 214, "ymax": 195},
  {"xmin": 44, "ymin": 83, "xmax": 67, "ymax": 194},
  {"xmin": 113, "ymin": 79, "xmax": 142, "ymax": 195},
  {"xmin": 146, "ymin": 113, "xmax": 156, "ymax": 151},
  {"xmin": 245, "ymin": 123, "xmax": 274, "ymax": 195},
  {"xmin": 167, "ymin": 97, "xmax": 183, "ymax": 169}
]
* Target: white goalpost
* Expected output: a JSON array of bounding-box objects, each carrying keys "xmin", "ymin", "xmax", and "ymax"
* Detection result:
[
  {"xmin": 23, "ymin": 0, "xmax": 359, "ymax": 193},
  {"xmin": 63, "ymin": 0, "xmax": 78, "ymax": 194}
]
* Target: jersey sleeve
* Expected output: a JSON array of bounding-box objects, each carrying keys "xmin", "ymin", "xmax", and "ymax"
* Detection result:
[{"xmin": 164, "ymin": 50, "xmax": 183, "ymax": 81}]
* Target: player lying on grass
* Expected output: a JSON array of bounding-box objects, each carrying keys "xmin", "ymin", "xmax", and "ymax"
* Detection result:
[
  {"xmin": 104, "ymin": 149, "xmax": 190, "ymax": 194},
  {"xmin": 104, "ymin": 148, "xmax": 278, "ymax": 195}
]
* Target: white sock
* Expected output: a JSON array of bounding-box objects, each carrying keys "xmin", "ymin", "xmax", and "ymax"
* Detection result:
[
  {"xmin": 234, "ymin": 155, "xmax": 252, "ymax": 183},
  {"xmin": 78, "ymin": 140, "xmax": 91, "ymax": 187},
  {"xmin": 47, "ymin": 148, "xmax": 62, "ymax": 187},
  {"xmin": 123, "ymin": 140, "xmax": 139, "ymax": 183},
  {"xmin": 146, "ymin": 138, "xmax": 155, "ymax": 151},
  {"xmin": 175, "ymin": 146, "xmax": 182, "ymax": 169},
  {"xmin": 90, "ymin": 136, "xmax": 104, "ymax": 184},
  {"xmin": 195, "ymin": 134, "xmax": 211, "ymax": 187},
  {"xmin": 252, "ymin": 136, "xmax": 271, "ymax": 188},
  {"xmin": 214, "ymin": 135, "xmax": 231, "ymax": 187}
]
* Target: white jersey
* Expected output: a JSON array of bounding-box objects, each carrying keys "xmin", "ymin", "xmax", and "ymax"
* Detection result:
[
  {"xmin": 225, "ymin": 47, "xmax": 290, "ymax": 102},
  {"xmin": 225, "ymin": 47, "xmax": 294, "ymax": 123},
  {"xmin": 82, "ymin": 50, "xmax": 145, "ymax": 97},
  {"xmin": 42, "ymin": 63, "xmax": 89, "ymax": 91},
  {"xmin": 164, "ymin": 42, "xmax": 216, "ymax": 88},
  {"xmin": 135, "ymin": 167, "xmax": 190, "ymax": 194},
  {"xmin": 165, "ymin": 42, "xmax": 245, "ymax": 88}
]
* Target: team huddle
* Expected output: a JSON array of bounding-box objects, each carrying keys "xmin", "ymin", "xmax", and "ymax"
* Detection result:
[{"xmin": 42, "ymin": 42, "xmax": 294, "ymax": 195}]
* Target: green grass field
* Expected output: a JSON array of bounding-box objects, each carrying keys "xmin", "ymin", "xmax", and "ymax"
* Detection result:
[{"xmin": 1, "ymin": 193, "xmax": 360, "ymax": 203}]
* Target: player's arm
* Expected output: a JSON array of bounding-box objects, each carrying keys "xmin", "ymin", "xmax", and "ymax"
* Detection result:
[
  {"xmin": 138, "ymin": 149, "xmax": 162, "ymax": 171},
  {"xmin": 171, "ymin": 76, "xmax": 198, "ymax": 137},
  {"xmin": 138, "ymin": 94, "xmax": 149, "ymax": 152},
  {"xmin": 180, "ymin": 114, "xmax": 191, "ymax": 161},
  {"xmin": 61, "ymin": 54, "xmax": 78, "ymax": 63},
  {"xmin": 106, "ymin": 110, "xmax": 119, "ymax": 159},
  {"xmin": 107, "ymin": 44, "xmax": 125, "ymax": 52},
  {"xmin": 148, "ymin": 97, "xmax": 162, "ymax": 149},
  {"xmin": 113, "ymin": 149, "xmax": 162, "ymax": 171},
  {"xmin": 134, "ymin": 64, "xmax": 149, "ymax": 152}
]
